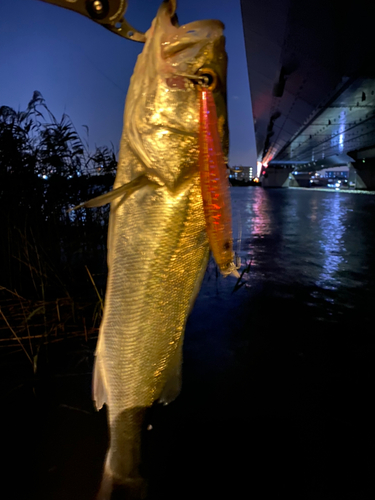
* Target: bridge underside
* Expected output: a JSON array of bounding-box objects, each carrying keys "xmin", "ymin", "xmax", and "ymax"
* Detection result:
[{"xmin": 241, "ymin": 0, "xmax": 375, "ymax": 182}]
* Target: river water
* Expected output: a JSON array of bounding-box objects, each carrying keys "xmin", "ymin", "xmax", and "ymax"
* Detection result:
[
  {"xmin": 5, "ymin": 186, "xmax": 375, "ymax": 500},
  {"xmin": 181, "ymin": 186, "xmax": 375, "ymax": 500}
]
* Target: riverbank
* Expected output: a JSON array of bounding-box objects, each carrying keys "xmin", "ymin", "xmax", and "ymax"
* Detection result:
[{"xmin": 289, "ymin": 186, "xmax": 375, "ymax": 195}]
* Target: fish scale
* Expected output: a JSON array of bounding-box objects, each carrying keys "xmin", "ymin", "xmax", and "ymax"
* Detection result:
[
  {"xmin": 97, "ymin": 179, "xmax": 208, "ymax": 409},
  {"xmin": 94, "ymin": 178, "xmax": 210, "ymax": 488}
]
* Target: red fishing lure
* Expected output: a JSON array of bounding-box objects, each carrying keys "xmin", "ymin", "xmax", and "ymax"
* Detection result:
[{"xmin": 198, "ymin": 87, "xmax": 238, "ymax": 277}]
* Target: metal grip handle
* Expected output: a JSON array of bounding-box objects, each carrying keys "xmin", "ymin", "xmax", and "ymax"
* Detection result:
[{"xmin": 39, "ymin": 0, "xmax": 146, "ymax": 42}]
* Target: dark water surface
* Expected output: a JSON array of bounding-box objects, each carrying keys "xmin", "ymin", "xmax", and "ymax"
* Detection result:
[
  {"xmin": 181, "ymin": 187, "xmax": 375, "ymax": 500},
  {"xmin": 3, "ymin": 187, "xmax": 375, "ymax": 499}
]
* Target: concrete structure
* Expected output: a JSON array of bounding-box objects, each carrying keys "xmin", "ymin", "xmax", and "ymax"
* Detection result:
[
  {"xmin": 241, "ymin": 0, "xmax": 375, "ymax": 188},
  {"xmin": 260, "ymin": 166, "xmax": 292, "ymax": 188}
]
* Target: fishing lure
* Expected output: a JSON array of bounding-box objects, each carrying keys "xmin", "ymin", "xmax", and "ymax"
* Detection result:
[{"xmin": 198, "ymin": 84, "xmax": 239, "ymax": 277}]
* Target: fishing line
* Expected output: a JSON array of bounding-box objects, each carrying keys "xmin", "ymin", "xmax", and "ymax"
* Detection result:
[{"xmin": 83, "ymin": 51, "xmax": 128, "ymax": 96}]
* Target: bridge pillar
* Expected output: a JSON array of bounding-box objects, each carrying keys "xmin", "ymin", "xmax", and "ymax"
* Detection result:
[
  {"xmin": 351, "ymin": 159, "xmax": 375, "ymax": 190},
  {"xmin": 289, "ymin": 172, "xmax": 311, "ymax": 187},
  {"xmin": 260, "ymin": 167, "xmax": 293, "ymax": 188}
]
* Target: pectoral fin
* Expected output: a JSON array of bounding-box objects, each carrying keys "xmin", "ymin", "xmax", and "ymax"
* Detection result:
[
  {"xmin": 68, "ymin": 175, "xmax": 152, "ymax": 212},
  {"xmin": 92, "ymin": 354, "xmax": 107, "ymax": 411},
  {"xmin": 158, "ymin": 340, "xmax": 183, "ymax": 405}
]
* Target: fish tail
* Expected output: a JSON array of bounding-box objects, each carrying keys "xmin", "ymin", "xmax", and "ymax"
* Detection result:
[
  {"xmin": 96, "ymin": 407, "xmax": 149, "ymax": 499},
  {"xmin": 96, "ymin": 464, "xmax": 148, "ymax": 500},
  {"xmin": 95, "ymin": 466, "xmax": 112, "ymax": 500}
]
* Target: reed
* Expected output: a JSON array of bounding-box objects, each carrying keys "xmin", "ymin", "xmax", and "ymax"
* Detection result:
[{"xmin": 0, "ymin": 92, "xmax": 114, "ymax": 371}]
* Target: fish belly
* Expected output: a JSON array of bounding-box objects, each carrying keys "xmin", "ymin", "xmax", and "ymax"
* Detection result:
[{"xmin": 93, "ymin": 174, "xmax": 209, "ymax": 486}]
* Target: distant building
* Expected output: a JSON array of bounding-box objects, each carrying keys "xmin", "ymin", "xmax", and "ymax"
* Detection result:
[
  {"xmin": 290, "ymin": 165, "xmax": 358, "ymax": 188},
  {"xmin": 230, "ymin": 166, "xmax": 253, "ymax": 181},
  {"xmin": 319, "ymin": 166, "xmax": 349, "ymax": 180}
]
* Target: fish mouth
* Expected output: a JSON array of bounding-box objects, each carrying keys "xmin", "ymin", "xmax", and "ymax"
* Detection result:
[
  {"xmin": 157, "ymin": 0, "xmax": 225, "ymax": 63},
  {"xmin": 178, "ymin": 19, "xmax": 225, "ymax": 33},
  {"xmin": 161, "ymin": 19, "xmax": 225, "ymax": 59},
  {"xmin": 161, "ymin": 0, "xmax": 224, "ymax": 32},
  {"xmin": 158, "ymin": 1, "xmax": 224, "ymax": 40}
]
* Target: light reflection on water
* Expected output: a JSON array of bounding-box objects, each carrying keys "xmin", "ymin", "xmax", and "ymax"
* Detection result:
[
  {"xmin": 187, "ymin": 186, "xmax": 375, "ymax": 396},
  {"xmin": 200, "ymin": 187, "xmax": 375, "ymax": 308},
  {"xmin": 175, "ymin": 190, "xmax": 375, "ymax": 500},
  {"xmin": 316, "ymin": 195, "xmax": 347, "ymax": 289},
  {"xmin": 245, "ymin": 187, "xmax": 272, "ymax": 239},
  {"xmin": 231, "ymin": 188, "xmax": 272, "ymax": 280}
]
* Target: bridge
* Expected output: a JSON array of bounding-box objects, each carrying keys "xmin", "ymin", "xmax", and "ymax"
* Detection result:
[{"xmin": 241, "ymin": 0, "xmax": 375, "ymax": 188}]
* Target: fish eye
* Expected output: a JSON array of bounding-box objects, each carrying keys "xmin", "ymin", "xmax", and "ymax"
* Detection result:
[{"xmin": 197, "ymin": 68, "xmax": 217, "ymax": 91}]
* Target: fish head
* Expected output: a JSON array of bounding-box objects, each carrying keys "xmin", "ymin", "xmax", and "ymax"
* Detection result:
[
  {"xmin": 124, "ymin": 1, "xmax": 228, "ymax": 180},
  {"xmin": 161, "ymin": 5, "xmax": 228, "ymax": 153},
  {"xmin": 159, "ymin": 4, "xmax": 228, "ymax": 153}
]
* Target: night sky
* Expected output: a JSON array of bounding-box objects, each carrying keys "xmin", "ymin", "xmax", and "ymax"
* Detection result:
[{"xmin": 0, "ymin": 0, "xmax": 256, "ymax": 167}]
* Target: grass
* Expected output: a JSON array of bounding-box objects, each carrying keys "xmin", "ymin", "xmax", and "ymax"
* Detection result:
[{"xmin": 0, "ymin": 207, "xmax": 106, "ymax": 377}]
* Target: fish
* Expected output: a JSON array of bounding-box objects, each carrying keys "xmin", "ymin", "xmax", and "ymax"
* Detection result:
[{"xmin": 91, "ymin": 1, "xmax": 231, "ymax": 497}]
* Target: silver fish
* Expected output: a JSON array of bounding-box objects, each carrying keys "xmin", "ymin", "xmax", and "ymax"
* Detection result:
[{"xmin": 93, "ymin": 1, "xmax": 228, "ymax": 497}]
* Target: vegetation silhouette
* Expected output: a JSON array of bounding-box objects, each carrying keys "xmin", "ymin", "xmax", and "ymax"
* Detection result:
[{"xmin": 0, "ymin": 91, "xmax": 117, "ymax": 368}]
